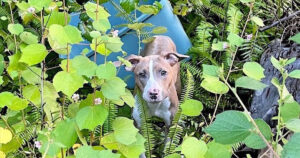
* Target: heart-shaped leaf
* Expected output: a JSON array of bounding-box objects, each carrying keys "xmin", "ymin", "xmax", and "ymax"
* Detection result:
[{"xmin": 53, "ymin": 71, "xmax": 84, "ymax": 97}]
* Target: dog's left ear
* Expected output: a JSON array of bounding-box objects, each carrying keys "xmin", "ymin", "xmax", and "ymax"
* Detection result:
[{"xmin": 164, "ymin": 52, "xmax": 189, "ymax": 66}]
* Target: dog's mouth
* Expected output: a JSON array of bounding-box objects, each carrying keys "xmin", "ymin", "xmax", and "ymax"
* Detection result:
[{"xmin": 148, "ymin": 97, "xmax": 162, "ymax": 104}]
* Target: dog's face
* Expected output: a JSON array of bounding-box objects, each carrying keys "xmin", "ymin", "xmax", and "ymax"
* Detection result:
[{"xmin": 126, "ymin": 53, "xmax": 187, "ymax": 103}]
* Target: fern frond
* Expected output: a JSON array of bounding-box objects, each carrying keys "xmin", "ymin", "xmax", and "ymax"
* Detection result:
[
  {"xmin": 180, "ymin": 62, "xmax": 202, "ymax": 79},
  {"xmin": 226, "ymin": 4, "xmax": 243, "ymax": 34},
  {"xmin": 18, "ymin": 124, "xmax": 37, "ymax": 145},
  {"xmin": 136, "ymin": 90, "xmax": 155, "ymax": 158},
  {"xmin": 180, "ymin": 70, "xmax": 195, "ymax": 103},
  {"xmin": 164, "ymin": 70, "xmax": 194, "ymax": 156},
  {"xmin": 240, "ymin": 40, "xmax": 263, "ymax": 61},
  {"xmin": 193, "ymin": 22, "xmax": 213, "ymax": 56},
  {"xmin": 102, "ymin": 103, "xmax": 117, "ymax": 134},
  {"xmin": 232, "ymin": 142, "xmax": 244, "ymax": 152}
]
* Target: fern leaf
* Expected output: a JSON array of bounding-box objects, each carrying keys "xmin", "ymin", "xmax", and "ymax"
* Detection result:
[
  {"xmin": 226, "ymin": 4, "xmax": 243, "ymax": 34},
  {"xmin": 136, "ymin": 90, "xmax": 155, "ymax": 158},
  {"xmin": 102, "ymin": 103, "xmax": 118, "ymax": 134},
  {"xmin": 164, "ymin": 70, "xmax": 194, "ymax": 156}
]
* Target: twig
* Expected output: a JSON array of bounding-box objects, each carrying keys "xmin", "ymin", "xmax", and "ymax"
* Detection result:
[
  {"xmin": 223, "ymin": 80, "xmax": 280, "ymax": 158},
  {"xmin": 259, "ymin": 10, "xmax": 300, "ymax": 32},
  {"xmin": 210, "ymin": 4, "xmax": 253, "ymax": 124}
]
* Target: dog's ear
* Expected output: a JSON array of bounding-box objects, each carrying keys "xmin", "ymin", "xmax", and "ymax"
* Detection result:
[
  {"xmin": 113, "ymin": 54, "xmax": 142, "ymax": 71},
  {"xmin": 126, "ymin": 55, "xmax": 142, "ymax": 71},
  {"xmin": 164, "ymin": 52, "xmax": 189, "ymax": 66}
]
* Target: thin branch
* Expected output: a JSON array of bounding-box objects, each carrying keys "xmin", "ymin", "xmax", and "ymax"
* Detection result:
[
  {"xmin": 259, "ymin": 10, "xmax": 300, "ymax": 32},
  {"xmin": 223, "ymin": 80, "xmax": 280, "ymax": 158}
]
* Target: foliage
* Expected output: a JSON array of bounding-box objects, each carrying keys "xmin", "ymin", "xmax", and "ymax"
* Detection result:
[{"xmin": 1, "ymin": 0, "xmax": 300, "ymax": 157}]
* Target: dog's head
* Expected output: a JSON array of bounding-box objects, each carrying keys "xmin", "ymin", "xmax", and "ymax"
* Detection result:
[{"xmin": 125, "ymin": 53, "xmax": 188, "ymax": 103}]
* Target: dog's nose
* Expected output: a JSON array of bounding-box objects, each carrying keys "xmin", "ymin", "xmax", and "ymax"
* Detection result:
[{"xmin": 149, "ymin": 88, "xmax": 159, "ymax": 99}]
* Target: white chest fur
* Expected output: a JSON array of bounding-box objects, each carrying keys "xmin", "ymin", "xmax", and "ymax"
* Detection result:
[{"xmin": 132, "ymin": 95, "xmax": 172, "ymax": 127}]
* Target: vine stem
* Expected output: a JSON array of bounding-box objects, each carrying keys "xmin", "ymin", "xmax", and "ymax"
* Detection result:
[
  {"xmin": 223, "ymin": 80, "xmax": 279, "ymax": 158},
  {"xmin": 275, "ymin": 69, "xmax": 287, "ymax": 150},
  {"xmin": 8, "ymin": 2, "xmax": 18, "ymax": 53},
  {"xmin": 210, "ymin": 4, "xmax": 253, "ymax": 124},
  {"xmin": 40, "ymin": 10, "xmax": 46, "ymax": 128}
]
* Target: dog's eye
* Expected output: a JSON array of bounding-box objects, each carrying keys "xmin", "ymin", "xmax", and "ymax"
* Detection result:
[
  {"xmin": 161, "ymin": 70, "xmax": 167, "ymax": 76},
  {"xmin": 139, "ymin": 72, "xmax": 146, "ymax": 78}
]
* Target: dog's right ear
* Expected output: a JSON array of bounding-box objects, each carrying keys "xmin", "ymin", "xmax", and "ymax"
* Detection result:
[
  {"xmin": 113, "ymin": 54, "xmax": 142, "ymax": 71},
  {"xmin": 125, "ymin": 54, "xmax": 142, "ymax": 71}
]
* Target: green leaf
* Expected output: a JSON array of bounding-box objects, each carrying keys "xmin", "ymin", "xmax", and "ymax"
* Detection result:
[
  {"xmin": 20, "ymin": 44, "xmax": 48, "ymax": 66},
  {"xmin": 235, "ymin": 76, "xmax": 268, "ymax": 90},
  {"xmin": 204, "ymin": 141, "xmax": 232, "ymax": 158},
  {"xmin": 8, "ymin": 97, "xmax": 28, "ymax": 111},
  {"xmin": 0, "ymin": 92, "xmax": 15, "ymax": 108},
  {"xmin": 28, "ymin": 0, "xmax": 51, "ymax": 11},
  {"xmin": 37, "ymin": 131, "xmax": 61, "ymax": 157},
  {"xmin": 137, "ymin": 5, "xmax": 159, "ymax": 15},
  {"xmin": 8, "ymin": 24, "xmax": 24, "ymax": 35},
  {"xmin": 0, "ymin": 135, "xmax": 22, "ymax": 153},
  {"xmin": 48, "ymin": 35, "xmax": 71, "ymax": 55},
  {"xmin": 244, "ymin": 119, "xmax": 271, "ymax": 149},
  {"xmin": 84, "ymin": 2, "xmax": 110, "ymax": 20},
  {"xmin": 22, "ymin": 84, "xmax": 41, "ymax": 106},
  {"xmin": 152, "ymin": 26, "xmax": 167, "ymax": 34},
  {"xmin": 20, "ymin": 32, "xmax": 38, "ymax": 44},
  {"xmin": 290, "ymin": 33, "xmax": 300, "ymax": 44},
  {"xmin": 227, "ymin": 33, "xmax": 244, "ymax": 47},
  {"xmin": 21, "ymin": 67, "xmax": 47, "ymax": 84},
  {"xmin": 286, "ymin": 119, "xmax": 300, "ymax": 132},
  {"xmin": 212, "ymin": 42, "xmax": 226, "ymax": 51},
  {"xmin": 127, "ymin": 23, "xmax": 153, "ymax": 30},
  {"xmin": 72, "ymin": 56, "xmax": 97, "ymax": 77},
  {"xmin": 181, "ymin": 137, "xmax": 207, "ymax": 158},
  {"xmin": 282, "ymin": 133, "xmax": 300, "ymax": 158},
  {"xmin": 90, "ymin": 42, "xmax": 112, "ymax": 56},
  {"xmin": 142, "ymin": 37, "xmax": 155, "ymax": 43},
  {"xmin": 76, "ymin": 146, "xmax": 120, "ymax": 158},
  {"xmin": 286, "ymin": 57, "xmax": 296, "ymax": 65},
  {"xmin": 201, "ymin": 77, "xmax": 229, "ymax": 94},
  {"xmin": 90, "ymin": 31, "xmax": 102, "ymax": 39},
  {"xmin": 49, "ymin": 24, "xmax": 83, "ymax": 45},
  {"xmin": 53, "ymin": 119, "xmax": 77, "ymax": 148},
  {"xmin": 202, "ymin": 64, "xmax": 219, "ymax": 78},
  {"xmin": 180, "ymin": 99, "xmax": 203, "ymax": 116},
  {"xmin": 121, "ymin": 89, "xmax": 135, "ymax": 107},
  {"xmin": 68, "ymin": 103, "xmax": 80, "ymax": 118},
  {"xmin": 53, "ymin": 71, "xmax": 84, "ymax": 97},
  {"xmin": 101, "ymin": 133, "xmax": 145, "ymax": 158},
  {"xmin": 96, "ymin": 62, "xmax": 116, "ymax": 80},
  {"xmin": 75, "ymin": 105, "xmax": 108, "ymax": 130},
  {"xmin": 7, "ymin": 52, "xmax": 27, "ymax": 76},
  {"xmin": 93, "ymin": 19, "xmax": 111, "ymax": 32},
  {"xmin": 106, "ymin": 37, "xmax": 123, "ymax": 52},
  {"xmin": 101, "ymin": 77, "xmax": 126, "ymax": 100},
  {"xmin": 44, "ymin": 11, "xmax": 70, "ymax": 28},
  {"xmin": 205, "ymin": 110, "xmax": 253, "ymax": 144},
  {"xmin": 280, "ymin": 101, "xmax": 300, "ymax": 123},
  {"xmin": 243, "ymin": 62, "xmax": 265, "ymax": 80},
  {"xmin": 251, "ymin": 16, "xmax": 265, "ymax": 27},
  {"xmin": 289, "ymin": 70, "xmax": 300, "ymax": 79},
  {"xmin": 64, "ymin": 25, "xmax": 84, "ymax": 44},
  {"xmin": 113, "ymin": 117, "xmax": 139, "ymax": 145},
  {"xmin": 120, "ymin": 0, "xmax": 136, "ymax": 13},
  {"xmin": 270, "ymin": 56, "xmax": 281, "ymax": 70}
]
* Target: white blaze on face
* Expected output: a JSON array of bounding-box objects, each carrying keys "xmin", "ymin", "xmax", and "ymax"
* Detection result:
[{"xmin": 142, "ymin": 60, "xmax": 162, "ymax": 101}]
